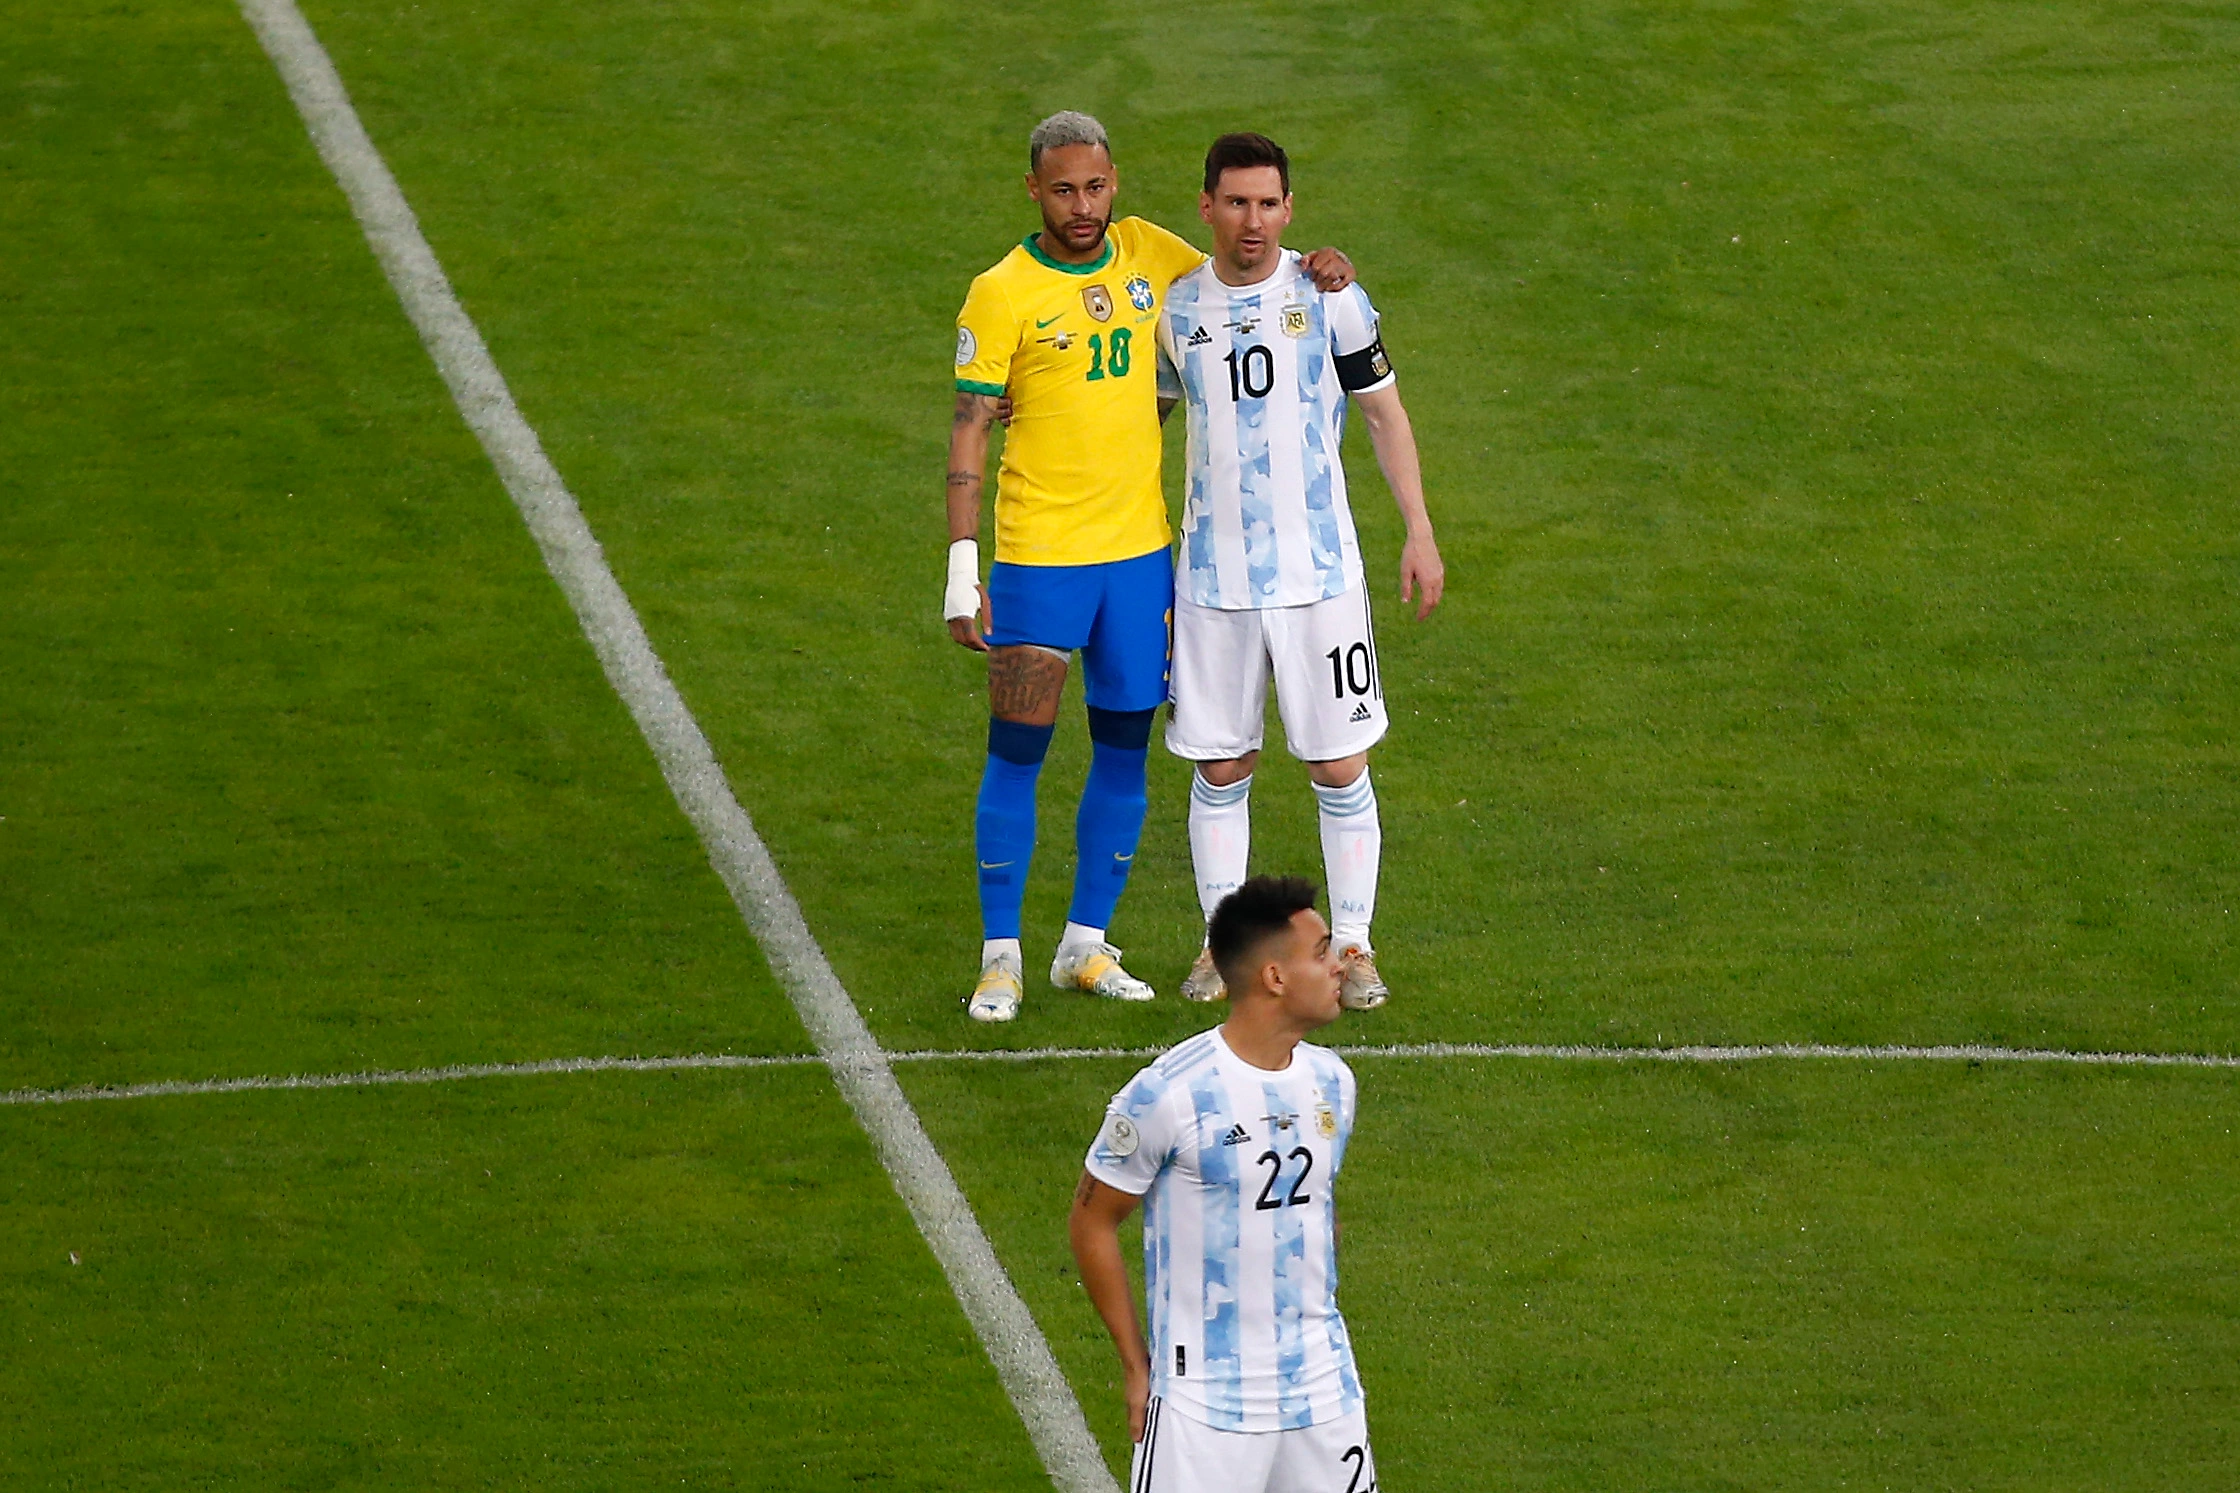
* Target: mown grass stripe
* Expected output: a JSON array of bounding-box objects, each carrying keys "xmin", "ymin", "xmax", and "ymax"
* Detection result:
[{"xmin": 228, "ymin": 3, "xmax": 1114, "ymax": 1487}]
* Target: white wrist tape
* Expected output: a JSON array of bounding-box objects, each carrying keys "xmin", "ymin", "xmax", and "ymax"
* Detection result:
[{"xmin": 943, "ymin": 538, "xmax": 982, "ymax": 622}]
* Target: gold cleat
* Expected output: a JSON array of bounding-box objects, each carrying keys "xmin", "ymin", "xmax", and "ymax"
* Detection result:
[
  {"xmin": 1336, "ymin": 945, "xmax": 1388, "ymax": 1011},
  {"xmin": 1180, "ymin": 946, "xmax": 1227, "ymax": 1003}
]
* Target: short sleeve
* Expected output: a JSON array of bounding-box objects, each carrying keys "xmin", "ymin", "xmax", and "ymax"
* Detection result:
[
  {"xmin": 1128, "ymin": 217, "xmax": 1209, "ymax": 289},
  {"xmin": 1084, "ymin": 1069, "xmax": 1181, "ymax": 1196},
  {"xmin": 954, "ymin": 272, "xmax": 1016, "ymax": 397},
  {"xmin": 1155, "ymin": 318, "xmax": 1183, "ymax": 401},
  {"xmin": 1327, "ymin": 283, "xmax": 1394, "ymax": 394}
]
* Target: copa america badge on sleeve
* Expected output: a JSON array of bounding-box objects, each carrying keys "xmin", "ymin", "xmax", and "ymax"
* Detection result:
[{"xmin": 1100, "ymin": 1112, "xmax": 1139, "ymax": 1158}]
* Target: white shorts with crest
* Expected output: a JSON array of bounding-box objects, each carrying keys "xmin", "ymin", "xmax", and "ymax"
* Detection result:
[
  {"xmin": 1165, "ymin": 586, "xmax": 1389, "ymax": 764},
  {"xmin": 1128, "ymin": 1398, "xmax": 1378, "ymax": 1493}
]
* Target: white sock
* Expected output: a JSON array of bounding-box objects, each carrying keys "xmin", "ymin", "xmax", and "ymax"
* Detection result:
[
  {"xmin": 981, "ymin": 937, "xmax": 1021, "ymax": 965},
  {"xmin": 1314, "ymin": 769, "xmax": 1380, "ymax": 951},
  {"xmin": 1059, "ymin": 921, "xmax": 1106, "ymax": 952},
  {"xmin": 1189, "ymin": 770, "xmax": 1253, "ymax": 926}
]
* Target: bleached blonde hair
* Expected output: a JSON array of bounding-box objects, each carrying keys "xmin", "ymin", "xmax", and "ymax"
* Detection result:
[{"xmin": 1029, "ymin": 110, "xmax": 1110, "ymax": 171}]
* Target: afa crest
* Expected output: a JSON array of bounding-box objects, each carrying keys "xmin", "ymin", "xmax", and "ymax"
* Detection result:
[
  {"xmin": 1125, "ymin": 275, "xmax": 1155, "ymax": 313},
  {"xmin": 1281, "ymin": 304, "xmax": 1310, "ymax": 338},
  {"xmin": 1082, "ymin": 284, "xmax": 1114, "ymax": 322},
  {"xmin": 1315, "ymin": 1103, "xmax": 1337, "ymax": 1139}
]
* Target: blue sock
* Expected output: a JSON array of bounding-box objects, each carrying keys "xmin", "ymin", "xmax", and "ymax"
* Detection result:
[
  {"xmin": 1071, "ymin": 707, "xmax": 1154, "ymax": 931},
  {"xmin": 977, "ymin": 718, "xmax": 1053, "ymax": 941}
]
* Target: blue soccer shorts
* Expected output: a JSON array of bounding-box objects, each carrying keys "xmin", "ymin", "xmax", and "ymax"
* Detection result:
[{"xmin": 986, "ymin": 546, "xmax": 1174, "ymax": 713}]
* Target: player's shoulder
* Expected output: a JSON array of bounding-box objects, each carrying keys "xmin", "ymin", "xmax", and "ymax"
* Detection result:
[
  {"xmin": 1111, "ymin": 1027, "xmax": 1224, "ymax": 1114},
  {"xmin": 1164, "ymin": 256, "xmax": 1220, "ymax": 305},
  {"xmin": 965, "ymin": 242, "xmax": 1036, "ymax": 300},
  {"xmin": 1318, "ymin": 271, "xmax": 1377, "ymax": 315},
  {"xmin": 1295, "ymin": 1038, "xmax": 1356, "ymax": 1087},
  {"xmin": 1113, "ymin": 214, "xmax": 1193, "ymax": 254}
]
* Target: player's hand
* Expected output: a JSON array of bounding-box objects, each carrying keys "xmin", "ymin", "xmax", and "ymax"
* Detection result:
[
  {"xmin": 946, "ymin": 584, "xmax": 992, "ymax": 651},
  {"xmin": 1301, "ymin": 246, "xmax": 1356, "ymax": 292},
  {"xmin": 994, "ymin": 395, "xmax": 1015, "ymax": 427},
  {"xmin": 1125, "ymin": 1360, "xmax": 1151, "ymax": 1443},
  {"xmin": 1400, "ymin": 531, "xmax": 1444, "ymax": 620}
]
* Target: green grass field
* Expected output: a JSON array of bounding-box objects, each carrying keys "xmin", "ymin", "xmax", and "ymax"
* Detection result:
[{"xmin": 5, "ymin": 0, "xmax": 2237, "ymax": 1485}]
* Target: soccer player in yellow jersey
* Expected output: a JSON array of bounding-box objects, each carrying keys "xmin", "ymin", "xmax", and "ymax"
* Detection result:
[{"xmin": 943, "ymin": 111, "xmax": 1355, "ymax": 1022}]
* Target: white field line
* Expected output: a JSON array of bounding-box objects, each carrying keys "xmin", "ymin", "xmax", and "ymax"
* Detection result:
[
  {"xmin": 11, "ymin": 1038, "xmax": 2235, "ymax": 1108},
  {"xmin": 0, "ymin": 1052, "xmax": 823, "ymax": 1107},
  {"xmin": 230, "ymin": 4, "xmax": 1114, "ymax": 1487},
  {"xmin": 1344, "ymin": 1041, "xmax": 2240, "ymax": 1068}
]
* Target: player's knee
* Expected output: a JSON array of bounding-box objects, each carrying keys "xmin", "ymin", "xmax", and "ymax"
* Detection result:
[
  {"xmin": 1085, "ymin": 706, "xmax": 1155, "ymax": 752},
  {"xmin": 988, "ymin": 717, "xmax": 1055, "ymax": 765},
  {"xmin": 1196, "ymin": 752, "xmax": 1258, "ymax": 788}
]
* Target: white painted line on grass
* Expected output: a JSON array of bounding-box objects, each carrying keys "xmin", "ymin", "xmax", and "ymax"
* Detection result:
[
  {"xmin": 14, "ymin": 1038, "xmax": 2234, "ymax": 1109},
  {"xmin": 893, "ymin": 1042, "xmax": 2240, "ymax": 1069},
  {"xmin": 231, "ymin": 4, "xmax": 1115, "ymax": 1486},
  {"xmin": 0, "ymin": 1052, "xmax": 823, "ymax": 1108},
  {"xmin": 1347, "ymin": 1041, "xmax": 2240, "ymax": 1067}
]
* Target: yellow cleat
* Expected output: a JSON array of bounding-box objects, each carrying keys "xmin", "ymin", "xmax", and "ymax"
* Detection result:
[
  {"xmin": 966, "ymin": 952, "xmax": 1024, "ymax": 1023},
  {"xmin": 1050, "ymin": 941, "xmax": 1155, "ymax": 1002}
]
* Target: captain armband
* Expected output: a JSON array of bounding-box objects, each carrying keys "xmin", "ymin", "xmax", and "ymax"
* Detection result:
[{"xmin": 1334, "ymin": 338, "xmax": 1395, "ymax": 392}]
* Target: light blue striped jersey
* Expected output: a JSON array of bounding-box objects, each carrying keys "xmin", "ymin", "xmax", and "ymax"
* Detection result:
[
  {"xmin": 1156, "ymin": 253, "xmax": 1395, "ymax": 610},
  {"xmin": 1084, "ymin": 1026, "xmax": 1363, "ymax": 1432}
]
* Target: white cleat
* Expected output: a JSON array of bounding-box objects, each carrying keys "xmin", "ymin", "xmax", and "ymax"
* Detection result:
[
  {"xmin": 1337, "ymin": 944, "xmax": 1388, "ymax": 1011},
  {"xmin": 966, "ymin": 952, "xmax": 1024, "ymax": 1023},
  {"xmin": 1180, "ymin": 946, "xmax": 1227, "ymax": 1003},
  {"xmin": 1050, "ymin": 941, "xmax": 1156, "ymax": 1002}
]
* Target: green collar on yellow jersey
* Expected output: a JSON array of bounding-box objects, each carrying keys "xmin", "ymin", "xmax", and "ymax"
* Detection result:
[{"xmin": 1021, "ymin": 231, "xmax": 1115, "ymax": 276}]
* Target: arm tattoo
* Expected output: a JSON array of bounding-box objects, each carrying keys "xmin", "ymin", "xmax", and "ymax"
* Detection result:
[
  {"xmin": 947, "ymin": 470, "xmax": 983, "ymax": 490},
  {"xmin": 953, "ymin": 391, "xmax": 996, "ymax": 429},
  {"xmin": 1074, "ymin": 1173, "xmax": 1098, "ymax": 1207},
  {"xmin": 988, "ymin": 646, "xmax": 1068, "ymax": 720}
]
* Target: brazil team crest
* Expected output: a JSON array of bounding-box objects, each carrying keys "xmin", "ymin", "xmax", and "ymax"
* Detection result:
[
  {"xmin": 1281, "ymin": 304, "xmax": 1310, "ymax": 338},
  {"xmin": 1082, "ymin": 284, "xmax": 1114, "ymax": 322},
  {"xmin": 1125, "ymin": 275, "xmax": 1155, "ymax": 313}
]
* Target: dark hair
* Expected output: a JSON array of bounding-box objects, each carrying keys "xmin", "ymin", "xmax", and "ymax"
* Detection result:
[
  {"xmin": 1203, "ymin": 132, "xmax": 1290, "ymax": 196},
  {"xmin": 1208, "ymin": 875, "xmax": 1320, "ymax": 994}
]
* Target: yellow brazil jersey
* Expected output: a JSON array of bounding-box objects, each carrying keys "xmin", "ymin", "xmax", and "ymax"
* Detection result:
[{"xmin": 954, "ymin": 216, "xmax": 1207, "ymax": 567}]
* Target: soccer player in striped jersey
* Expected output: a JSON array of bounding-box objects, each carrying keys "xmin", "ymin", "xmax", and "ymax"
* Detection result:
[
  {"xmin": 1070, "ymin": 875, "xmax": 1377, "ymax": 1493},
  {"xmin": 1154, "ymin": 133, "xmax": 1445, "ymax": 1011},
  {"xmin": 944, "ymin": 113, "xmax": 1356, "ymax": 1023}
]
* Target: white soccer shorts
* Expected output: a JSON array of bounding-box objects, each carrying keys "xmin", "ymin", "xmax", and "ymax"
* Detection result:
[
  {"xmin": 1128, "ymin": 1398, "xmax": 1379, "ymax": 1493},
  {"xmin": 1166, "ymin": 586, "xmax": 1389, "ymax": 765}
]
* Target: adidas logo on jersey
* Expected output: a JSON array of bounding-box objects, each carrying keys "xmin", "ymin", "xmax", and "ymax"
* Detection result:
[
  {"xmin": 1186, "ymin": 326, "xmax": 1212, "ymax": 347},
  {"xmin": 1348, "ymin": 702, "xmax": 1373, "ymax": 723},
  {"xmin": 1219, "ymin": 1122, "xmax": 1252, "ymax": 1146}
]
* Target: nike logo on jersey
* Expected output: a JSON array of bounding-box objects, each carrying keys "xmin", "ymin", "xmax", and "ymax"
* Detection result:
[
  {"xmin": 1349, "ymin": 702, "xmax": 1373, "ymax": 722},
  {"xmin": 1035, "ymin": 313, "xmax": 1064, "ymax": 328},
  {"xmin": 1185, "ymin": 326, "xmax": 1213, "ymax": 347},
  {"xmin": 978, "ymin": 860, "xmax": 1014, "ymax": 870},
  {"xmin": 1219, "ymin": 1123, "xmax": 1253, "ymax": 1146}
]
